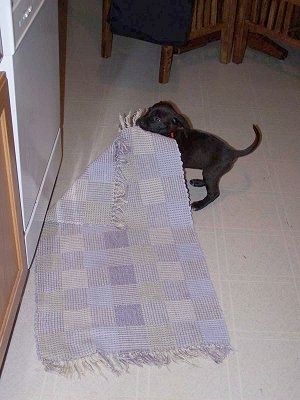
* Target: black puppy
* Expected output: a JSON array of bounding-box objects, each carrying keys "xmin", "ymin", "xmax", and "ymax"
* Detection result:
[{"xmin": 136, "ymin": 101, "xmax": 262, "ymax": 211}]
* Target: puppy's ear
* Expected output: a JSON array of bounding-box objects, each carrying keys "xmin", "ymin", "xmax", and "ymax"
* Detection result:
[{"xmin": 172, "ymin": 115, "xmax": 190, "ymax": 129}]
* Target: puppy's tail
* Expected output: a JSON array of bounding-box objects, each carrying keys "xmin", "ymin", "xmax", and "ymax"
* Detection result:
[{"xmin": 236, "ymin": 125, "xmax": 262, "ymax": 157}]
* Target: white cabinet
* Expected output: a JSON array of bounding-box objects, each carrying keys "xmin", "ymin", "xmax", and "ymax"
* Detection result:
[{"xmin": 0, "ymin": 0, "xmax": 62, "ymax": 266}]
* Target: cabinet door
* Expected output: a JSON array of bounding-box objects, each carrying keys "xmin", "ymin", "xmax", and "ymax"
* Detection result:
[{"xmin": 0, "ymin": 72, "xmax": 27, "ymax": 368}]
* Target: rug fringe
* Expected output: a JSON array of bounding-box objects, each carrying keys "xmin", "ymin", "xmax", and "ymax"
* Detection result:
[
  {"xmin": 112, "ymin": 108, "xmax": 145, "ymax": 228},
  {"xmin": 119, "ymin": 108, "xmax": 144, "ymax": 130},
  {"xmin": 42, "ymin": 345, "xmax": 233, "ymax": 378},
  {"xmin": 111, "ymin": 134, "xmax": 131, "ymax": 229}
]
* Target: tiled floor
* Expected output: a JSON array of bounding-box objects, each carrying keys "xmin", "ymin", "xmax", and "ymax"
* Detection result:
[{"xmin": 1, "ymin": 1, "xmax": 300, "ymax": 399}]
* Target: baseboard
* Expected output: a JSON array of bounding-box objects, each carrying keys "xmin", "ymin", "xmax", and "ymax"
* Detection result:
[{"xmin": 24, "ymin": 128, "xmax": 62, "ymax": 267}]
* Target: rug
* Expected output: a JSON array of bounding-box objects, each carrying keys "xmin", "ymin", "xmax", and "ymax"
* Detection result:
[{"xmin": 35, "ymin": 111, "xmax": 232, "ymax": 377}]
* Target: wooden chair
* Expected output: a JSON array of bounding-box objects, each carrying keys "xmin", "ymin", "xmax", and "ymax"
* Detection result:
[
  {"xmin": 233, "ymin": 0, "xmax": 300, "ymax": 63},
  {"xmin": 102, "ymin": 0, "xmax": 237, "ymax": 83}
]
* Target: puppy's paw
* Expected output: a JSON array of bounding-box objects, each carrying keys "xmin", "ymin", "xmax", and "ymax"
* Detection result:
[
  {"xmin": 191, "ymin": 201, "xmax": 203, "ymax": 211},
  {"xmin": 190, "ymin": 179, "xmax": 205, "ymax": 187}
]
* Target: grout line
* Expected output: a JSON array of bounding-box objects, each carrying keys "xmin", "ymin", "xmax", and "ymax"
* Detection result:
[
  {"xmin": 212, "ymin": 204, "xmax": 237, "ymax": 400},
  {"xmin": 213, "ymin": 164, "xmax": 245, "ymax": 400}
]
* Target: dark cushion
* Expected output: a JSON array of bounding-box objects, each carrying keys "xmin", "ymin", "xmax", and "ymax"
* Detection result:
[{"xmin": 109, "ymin": 0, "xmax": 194, "ymax": 46}]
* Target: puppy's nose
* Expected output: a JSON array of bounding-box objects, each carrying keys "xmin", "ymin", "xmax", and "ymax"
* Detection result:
[{"xmin": 136, "ymin": 118, "xmax": 144, "ymax": 128}]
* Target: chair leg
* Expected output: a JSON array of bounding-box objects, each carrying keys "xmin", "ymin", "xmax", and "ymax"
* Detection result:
[
  {"xmin": 220, "ymin": 0, "xmax": 237, "ymax": 63},
  {"xmin": 232, "ymin": 0, "xmax": 248, "ymax": 63},
  {"xmin": 159, "ymin": 46, "xmax": 174, "ymax": 84},
  {"xmin": 101, "ymin": 0, "xmax": 113, "ymax": 58}
]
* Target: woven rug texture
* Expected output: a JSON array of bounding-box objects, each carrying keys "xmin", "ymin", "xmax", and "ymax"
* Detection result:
[{"xmin": 35, "ymin": 113, "xmax": 232, "ymax": 376}]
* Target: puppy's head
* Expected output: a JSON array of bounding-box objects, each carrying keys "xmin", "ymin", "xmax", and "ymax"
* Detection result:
[{"xmin": 136, "ymin": 101, "xmax": 190, "ymax": 137}]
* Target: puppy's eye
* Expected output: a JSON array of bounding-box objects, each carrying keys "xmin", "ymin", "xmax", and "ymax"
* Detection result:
[{"xmin": 153, "ymin": 116, "xmax": 161, "ymax": 122}]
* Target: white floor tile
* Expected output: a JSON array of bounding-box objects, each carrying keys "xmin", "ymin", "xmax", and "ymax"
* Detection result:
[
  {"xmin": 222, "ymin": 231, "xmax": 294, "ymax": 281},
  {"xmin": 237, "ymin": 339, "xmax": 300, "ymax": 400},
  {"xmin": 230, "ymin": 280, "xmax": 300, "ymax": 339}
]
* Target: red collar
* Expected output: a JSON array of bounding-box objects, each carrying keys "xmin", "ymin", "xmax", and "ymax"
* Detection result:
[{"xmin": 170, "ymin": 132, "xmax": 175, "ymax": 138}]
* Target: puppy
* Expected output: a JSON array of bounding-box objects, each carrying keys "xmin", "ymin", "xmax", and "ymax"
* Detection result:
[{"xmin": 136, "ymin": 101, "xmax": 262, "ymax": 211}]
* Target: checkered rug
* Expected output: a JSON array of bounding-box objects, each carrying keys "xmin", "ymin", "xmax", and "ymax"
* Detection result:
[{"xmin": 35, "ymin": 112, "xmax": 232, "ymax": 377}]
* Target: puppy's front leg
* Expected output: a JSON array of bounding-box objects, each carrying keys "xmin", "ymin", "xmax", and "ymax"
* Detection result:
[
  {"xmin": 191, "ymin": 180, "xmax": 220, "ymax": 210},
  {"xmin": 190, "ymin": 181, "xmax": 219, "ymax": 211},
  {"xmin": 191, "ymin": 186, "xmax": 220, "ymax": 211},
  {"xmin": 191, "ymin": 163, "xmax": 231, "ymax": 210},
  {"xmin": 191, "ymin": 194, "xmax": 219, "ymax": 211}
]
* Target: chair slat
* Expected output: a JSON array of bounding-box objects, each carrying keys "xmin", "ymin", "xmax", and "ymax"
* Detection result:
[
  {"xmin": 204, "ymin": 0, "xmax": 212, "ymax": 27},
  {"xmin": 260, "ymin": 0, "xmax": 271, "ymax": 25},
  {"xmin": 191, "ymin": 0, "xmax": 198, "ymax": 31},
  {"xmin": 195, "ymin": 0, "xmax": 204, "ymax": 30},
  {"xmin": 274, "ymin": 1, "xmax": 287, "ymax": 31},
  {"xmin": 251, "ymin": 0, "xmax": 261, "ymax": 23},
  {"xmin": 267, "ymin": 0, "xmax": 278, "ymax": 29},
  {"xmin": 283, "ymin": 3, "xmax": 294, "ymax": 33},
  {"xmin": 211, "ymin": 0, "xmax": 218, "ymax": 24}
]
